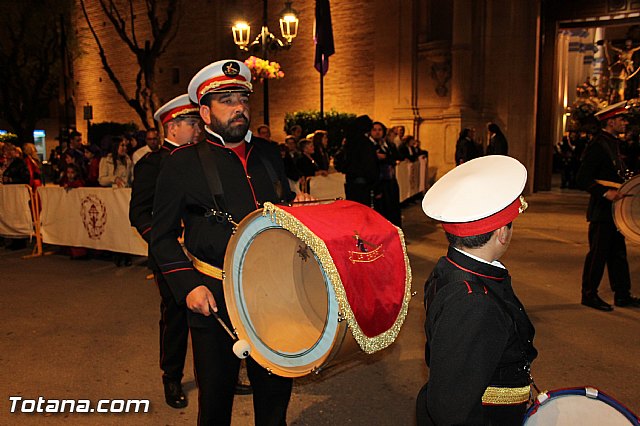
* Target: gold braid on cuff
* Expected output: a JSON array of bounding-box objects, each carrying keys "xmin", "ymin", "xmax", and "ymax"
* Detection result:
[{"xmin": 481, "ymin": 385, "xmax": 531, "ymax": 405}]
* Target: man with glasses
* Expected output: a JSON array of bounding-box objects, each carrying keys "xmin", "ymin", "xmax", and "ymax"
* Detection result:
[{"xmin": 129, "ymin": 94, "xmax": 201, "ymax": 409}]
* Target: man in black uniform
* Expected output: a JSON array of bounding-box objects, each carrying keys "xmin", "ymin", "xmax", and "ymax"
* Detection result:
[
  {"xmin": 150, "ymin": 60, "xmax": 311, "ymax": 425},
  {"xmin": 129, "ymin": 94, "xmax": 201, "ymax": 408},
  {"xmin": 416, "ymin": 156, "xmax": 537, "ymax": 425},
  {"xmin": 576, "ymin": 100, "xmax": 640, "ymax": 311}
]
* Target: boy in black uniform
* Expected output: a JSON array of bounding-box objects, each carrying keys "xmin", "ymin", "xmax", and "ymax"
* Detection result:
[
  {"xmin": 150, "ymin": 60, "xmax": 311, "ymax": 425},
  {"xmin": 417, "ymin": 156, "xmax": 537, "ymax": 425},
  {"xmin": 129, "ymin": 94, "xmax": 200, "ymax": 408}
]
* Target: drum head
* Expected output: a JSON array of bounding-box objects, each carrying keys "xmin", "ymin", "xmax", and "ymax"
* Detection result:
[
  {"xmin": 524, "ymin": 388, "xmax": 639, "ymax": 425},
  {"xmin": 614, "ymin": 176, "xmax": 640, "ymax": 244},
  {"xmin": 224, "ymin": 210, "xmax": 345, "ymax": 378}
]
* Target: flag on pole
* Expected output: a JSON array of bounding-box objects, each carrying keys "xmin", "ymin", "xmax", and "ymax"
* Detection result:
[{"xmin": 314, "ymin": 0, "xmax": 335, "ymax": 75}]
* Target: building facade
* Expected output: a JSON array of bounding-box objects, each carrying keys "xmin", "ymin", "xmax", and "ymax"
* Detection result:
[{"xmin": 68, "ymin": 0, "xmax": 640, "ymax": 191}]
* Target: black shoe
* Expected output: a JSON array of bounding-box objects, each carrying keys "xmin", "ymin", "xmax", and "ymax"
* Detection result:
[
  {"xmin": 581, "ymin": 295, "xmax": 613, "ymax": 312},
  {"xmin": 164, "ymin": 381, "xmax": 188, "ymax": 409},
  {"xmin": 614, "ymin": 295, "xmax": 640, "ymax": 308},
  {"xmin": 234, "ymin": 382, "xmax": 253, "ymax": 395}
]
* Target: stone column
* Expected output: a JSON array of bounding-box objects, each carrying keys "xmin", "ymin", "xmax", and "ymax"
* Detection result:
[{"xmin": 449, "ymin": 0, "xmax": 473, "ymax": 109}]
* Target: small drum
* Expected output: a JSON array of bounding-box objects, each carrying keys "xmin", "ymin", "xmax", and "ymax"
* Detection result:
[
  {"xmin": 523, "ymin": 387, "xmax": 640, "ymax": 425},
  {"xmin": 223, "ymin": 200, "xmax": 412, "ymax": 378},
  {"xmin": 613, "ymin": 175, "xmax": 640, "ymax": 244}
]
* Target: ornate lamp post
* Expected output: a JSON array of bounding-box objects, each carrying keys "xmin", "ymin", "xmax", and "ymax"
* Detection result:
[{"xmin": 232, "ymin": 1, "xmax": 299, "ymax": 125}]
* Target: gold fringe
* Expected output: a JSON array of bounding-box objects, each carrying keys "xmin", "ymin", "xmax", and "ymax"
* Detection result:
[{"xmin": 262, "ymin": 202, "xmax": 412, "ymax": 354}]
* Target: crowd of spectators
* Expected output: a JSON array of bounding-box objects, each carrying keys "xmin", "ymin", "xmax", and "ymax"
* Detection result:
[
  {"xmin": 0, "ymin": 127, "xmax": 168, "ymax": 257},
  {"xmin": 2, "ymin": 119, "xmax": 428, "ymax": 253},
  {"xmin": 264, "ymin": 118, "xmax": 427, "ymax": 227}
]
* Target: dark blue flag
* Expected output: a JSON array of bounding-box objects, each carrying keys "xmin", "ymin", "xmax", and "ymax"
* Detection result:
[{"xmin": 314, "ymin": 0, "xmax": 335, "ymax": 76}]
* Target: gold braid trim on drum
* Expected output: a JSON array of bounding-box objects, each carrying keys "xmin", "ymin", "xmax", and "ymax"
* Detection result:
[
  {"xmin": 481, "ymin": 385, "xmax": 531, "ymax": 405},
  {"xmin": 262, "ymin": 202, "xmax": 412, "ymax": 354}
]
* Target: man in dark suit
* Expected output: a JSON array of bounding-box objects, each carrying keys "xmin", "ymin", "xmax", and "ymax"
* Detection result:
[
  {"xmin": 576, "ymin": 100, "xmax": 640, "ymax": 311},
  {"xmin": 129, "ymin": 94, "xmax": 200, "ymax": 408}
]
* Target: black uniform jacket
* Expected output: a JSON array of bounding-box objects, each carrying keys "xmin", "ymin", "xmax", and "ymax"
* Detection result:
[
  {"xmin": 423, "ymin": 247, "xmax": 537, "ymax": 424},
  {"xmin": 129, "ymin": 140, "xmax": 178, "ymax": 270},
  {"xmin": 576, "ymin": 130, "xmax": 625, "ymax": 223},
  {"xmin": 150, "ymin": 130, "xmax": 294, "ymax": 321},
  {"xmin": 343, "ymin": 134, "xmax": 379, "ymax": 184}
]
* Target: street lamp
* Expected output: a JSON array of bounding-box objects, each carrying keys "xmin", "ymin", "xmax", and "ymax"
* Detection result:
[{"xmin": 232, "ymin": 0, "xmax": 299, "ymax": 125}]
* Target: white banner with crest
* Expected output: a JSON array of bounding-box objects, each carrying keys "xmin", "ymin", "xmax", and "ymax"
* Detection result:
[
  {"xmin": 0, "ymin": 184, "xmax": 34, "ymax": 238},
  {"xmin": 38, "ymin": 186, "xmax": 147, "ymax": 256}
]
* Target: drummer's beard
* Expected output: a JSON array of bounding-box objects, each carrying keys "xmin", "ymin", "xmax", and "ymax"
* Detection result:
[{"xmin": 210, "ymin": 113, "xmax": 250, "ymax": 143}]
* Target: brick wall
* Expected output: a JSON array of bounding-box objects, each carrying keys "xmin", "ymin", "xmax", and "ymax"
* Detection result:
[{"xmin": 72, "ymin": 0, "xmax": 379, "ymax": 143}]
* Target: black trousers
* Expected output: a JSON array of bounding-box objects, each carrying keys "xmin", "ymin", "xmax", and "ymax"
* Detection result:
[
  {"xmin": 373, "ymin": 179, "xmax": 402, "ymax": 227},
  {"xmin": 345, "ymin": 181, "xmax": 374, "ymax": 208},
  {"xmin": 155, "ymin": 272, "xmax": 189, "ymax": 383},
  {"xmin": 581, "ymin": 221, "xmax": 631, "ymax": 298},
  {"xmin": 190, "ymin": 320, "xmax": 292, "ymax": 426}
]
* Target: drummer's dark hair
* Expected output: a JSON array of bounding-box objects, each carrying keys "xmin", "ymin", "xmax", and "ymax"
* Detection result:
[{"xmin": 445, "ymin": 222, "xmax": 512, "ymax": 249}]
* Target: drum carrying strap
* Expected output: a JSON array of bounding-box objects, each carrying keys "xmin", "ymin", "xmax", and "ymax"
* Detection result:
[
  {"xmin": 195, "ymin": 141, "xmax": 228, "ymax": 218},
  {"xmin": 428, "ymin": 269, "xmax": 535, "ymax": 405},
  {"xmin": 196, "ymin": 140, "xmax": 285, "ymax": 209}
]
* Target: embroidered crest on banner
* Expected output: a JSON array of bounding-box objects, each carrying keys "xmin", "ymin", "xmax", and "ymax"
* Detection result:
[{"xmin": 80, "ymin": 194, "xmax": 107, "ymax": 240}]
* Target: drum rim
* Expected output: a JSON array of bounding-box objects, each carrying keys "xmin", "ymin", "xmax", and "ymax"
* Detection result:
[
  {"xmin": 614, "ymin": 176, "xmax": 640, "ymax": 245},
  {"xmin": 223, "ymin": 210, "xmax": 345, "ymax": 377},
  {"xmin": 524, "ymin": 386, "xmax": 640, "ymax": 424}
]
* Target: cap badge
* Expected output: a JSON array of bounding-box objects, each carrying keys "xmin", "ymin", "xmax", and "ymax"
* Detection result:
[
  {"xmin": 518, "ymin": 196, "xmax": 528, "ymax": 214},
  {"xmin": 223, "ymin": 62, "xmax": 240, "ymax": 77}
]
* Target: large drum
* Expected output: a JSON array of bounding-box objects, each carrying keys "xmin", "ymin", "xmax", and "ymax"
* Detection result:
[
  {"xmin": 223, "ymin": 200, "xmax": 412, "ymax": 378},
  {"xmin": 614, "ymin": 175, "xmax": 640, "ymax": 244},
  {"xmin": 523, "ymin": 387, "xmax": 640, "ymax": 425}
]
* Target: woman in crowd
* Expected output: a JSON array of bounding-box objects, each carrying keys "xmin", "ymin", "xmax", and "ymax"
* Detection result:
[
  {"xmin": 399, "ymin": 135, "xmax": 422, "ymax": 162},
  {"xmin": 2, "ymin": 144, "xmax": 30, "ymax": 250},
  {"xmin": 22, "ymin": 143, "xmax": 42, "ymax": 190},
  {"xmin": 98, "ymin": 136, "xmax": 133, "ymax": 266},
  {"xmin": 296, "ymin": 138, "xmax": 328, "ymax": 192},
  {"xmin": 486, "ymin": 122, "xmax": 509, "ymax": 156},
  {"xmin": 2, "ymin": 144, "xmax": 29, "ymax": 185},
  {"xmin": 98, "ymin": 136, "xmax": 132, "ymax": 188},
  {"xmin": 311, "ymin": 130, "xmax": 330, "ymax": 171}
]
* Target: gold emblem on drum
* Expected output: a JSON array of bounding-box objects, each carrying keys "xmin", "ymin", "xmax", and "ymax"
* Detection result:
[{"xmin": 349, "ymin": 232, "xmax": 384, "ymax": 263}]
